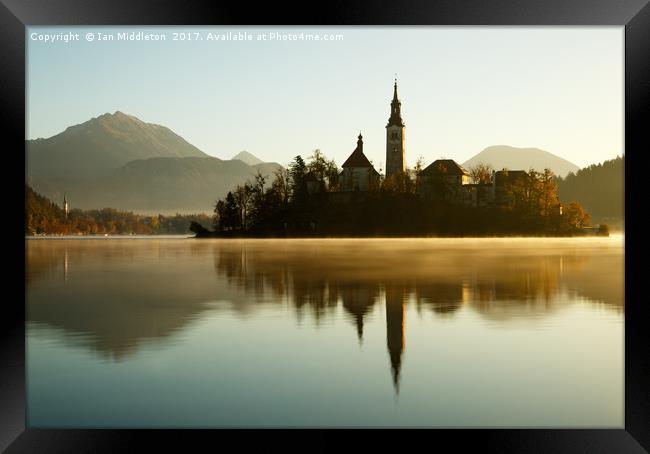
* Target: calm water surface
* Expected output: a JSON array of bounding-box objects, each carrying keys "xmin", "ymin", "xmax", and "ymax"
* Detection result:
[{"xmin": 26, "ymin": 237, "xmax": 624, "ymax": 427}]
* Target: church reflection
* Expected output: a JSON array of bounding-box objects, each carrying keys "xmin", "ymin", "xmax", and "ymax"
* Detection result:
[
  {"xmin": 385, "ymin": 284, "xmax": 407, "ymax": 392},
  {"xmin": 209, "ymin": 241, "xmax": 623, "ymax": 393},
  {"xmin": 27, "ymin": 239, "xmax": 623, "ymax": 393},
  {"xmin": 340, "ymin": 282, "xmax": 379, "ymax": 341}
]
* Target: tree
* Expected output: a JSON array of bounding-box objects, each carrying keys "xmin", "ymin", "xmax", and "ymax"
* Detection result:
[
  {"xmin": 249, "ymin": 171, "xmax": 267, "ymax": 230},
  {"xmin": 214, "ymin": 191, "xmax": 241, "ymax": 232},
  {"xmin": 234, "ymin": 183, "xmax": 253, "ymax": 231},
  {"xmin": 224, "ymin": 191, "xmax": 241, "ymax": 231},
  {"xmin": 289, "ymin": 155, "xmax": 308, "ymax": 202},
  {"xmin": 213, "ymin": 200, "xmax": 226, "ymax": 230},
  {"xmin": 150, "ymin": 215, "xmax": 160, "ymax": 232},
  {"xmin": 563, "ymin": 201, "xmax": 590, "ymax": 230},
  {"xmin": 537, "ymin": 168, "xmax": 559, "ymax": 218},
  {"xmin": 306, "ymin": 149, "xmax": 340, "ymax": 191},
  {"xmin": 556, "ymin": 155, "xmax": 623, "ymax": 223},
  {"xmin": 324, "ymin": 159, "xmax": 340, "ymax": 191},
  {"xmin": 413, "ymin": 156, "xmax": 425, "ymax": 175},
  {"xmin": 271, "ymin": 167, "xmax": 291, "ymax": 209},
  {"xmin": 381, "ymin": 170, "xmax": 414, "ymax": 194},
  {"xmin": 469, "ymin": 163, "xmax": 493, "ymax": 184},
  {"xmin": 307, "ymin": 149, "xmax": 327, "ymax": 181}
]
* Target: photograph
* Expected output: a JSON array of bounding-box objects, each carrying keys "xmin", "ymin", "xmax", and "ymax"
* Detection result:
[{"xmin": 23, "ymin": 25, "xmax": 626, "ymax": 429}]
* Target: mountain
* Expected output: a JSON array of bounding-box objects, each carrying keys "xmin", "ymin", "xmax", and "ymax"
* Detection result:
[
  {"xmin": 27, "ymin": 157, "xmax": 283, "ymax": 214},
  {"xmin": 27, "ymin": 111, "xmax": 211, "ymax": 178},
  {"xmin": 26, "ymin": 112, "xmax": 285, "ymax": 214},
  {"xmin": 462, "ymin": 145, "xmax": 580, "ymax": 178},
  {"xmin": 232, "ymin": 151, "xmax": 264, "ymax": 166},
  {"xmin": 556, "ymin": 156, "xmax": 623, "ymax": 225}
]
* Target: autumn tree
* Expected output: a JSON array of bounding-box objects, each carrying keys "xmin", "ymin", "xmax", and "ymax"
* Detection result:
[
  {"xmin": 536, "ymin": 168, "xmax": 559, "ymax": 218},
  {"xmin": 381, "ymin": 170, "xmax": 415, "ymax": 194},
  {"xmin": 563, "ymin": 201, "xmax": 590, "ymax": 230}
]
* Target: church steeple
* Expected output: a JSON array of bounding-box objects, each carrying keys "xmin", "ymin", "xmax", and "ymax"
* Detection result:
[
  {"xmin": 385, "ymin": 78, "xmax": 406, "ymax": 177},
  {"xmin": 357, "ymin": 132, "xmax": 363, "ymax": 152},
  {"xmin": 387, "ymin": 78, "xmax": 404, "ymax": 127}
]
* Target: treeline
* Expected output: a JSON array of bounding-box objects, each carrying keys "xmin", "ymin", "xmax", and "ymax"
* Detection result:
[
  {"xmin": 26, "ymin": 185, "xmax": 211, "ymax": 235},
  {"xmin": 210, "ymin": 151, "xmax": 599, "ymax": 237},
  {"xmin": 556, "ymin": 155, "xmax": 623, "ymax": 224}
]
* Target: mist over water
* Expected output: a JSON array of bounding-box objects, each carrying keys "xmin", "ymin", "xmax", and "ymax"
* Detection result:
[{"xmin": 26, "ymin": 237, "xmax": 623, "ymax": 427}]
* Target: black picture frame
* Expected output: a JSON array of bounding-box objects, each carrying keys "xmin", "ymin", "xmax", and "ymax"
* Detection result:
[{"xmin": 3, "ymin": 0, "xmax": 648, "ymax": 451}]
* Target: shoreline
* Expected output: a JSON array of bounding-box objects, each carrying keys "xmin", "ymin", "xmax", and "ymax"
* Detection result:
[
  {"xmin": 193, "ymin": 231, "xmax": 612, "ymax": 240},
  {"xmin": 25, "ymin": 232, "xmax": 619, "ymax": 240}
]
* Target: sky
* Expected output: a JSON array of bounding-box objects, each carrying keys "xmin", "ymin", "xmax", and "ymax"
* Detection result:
[{"xmin": 27, "ymin": 26, "xmax": 623, "ymax": 169}]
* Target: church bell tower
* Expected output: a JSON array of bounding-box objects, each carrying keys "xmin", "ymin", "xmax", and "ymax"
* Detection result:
[{"xmin": 385, "ymin": 79, "xmax": 406, "ymax": 177}]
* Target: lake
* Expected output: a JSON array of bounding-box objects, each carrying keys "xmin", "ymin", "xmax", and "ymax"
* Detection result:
[{"xmin": 26, "ymin": 236, "xmax": 624, "ymax": 427}]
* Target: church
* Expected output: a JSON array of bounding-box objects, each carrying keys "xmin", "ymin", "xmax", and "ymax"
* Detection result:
[
  {"xmin": 339, "ymin": 133, "xmax": 380, "ymax": 191},
  {"xmin": 339, "ymin": 79, "xmax": 406, "ymax": 192},
  {"xmin": 337, "ymin": 79, "xmax": 530, "ymax": 209}
]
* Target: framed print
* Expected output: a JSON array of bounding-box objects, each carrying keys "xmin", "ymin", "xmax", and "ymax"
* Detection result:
[{"xmin": 3, "ymin": 0, "xmax": 649, "ymax": 451}]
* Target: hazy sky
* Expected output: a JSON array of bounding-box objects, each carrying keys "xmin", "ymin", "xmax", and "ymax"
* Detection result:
[{"xmin": 27, "ymin": 26, "xmax": 623, "ymax": 169}]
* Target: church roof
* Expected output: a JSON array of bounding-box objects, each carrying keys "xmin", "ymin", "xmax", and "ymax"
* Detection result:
[
  {"xmin": 342, "ymin": 139, "xmax": 375, "ymax": 169},
  {"xmin": 419, "ymin": 159, "xmax": 470, "ymax": 177}
]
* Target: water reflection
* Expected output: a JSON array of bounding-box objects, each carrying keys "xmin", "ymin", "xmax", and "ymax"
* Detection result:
[
  {"xmin": 26, "ymin": 238, "xmax": 624, "ymax": 393},
  {"xmin": 385, "ymin": 285, "xmax": 406, "ymax": 392}
]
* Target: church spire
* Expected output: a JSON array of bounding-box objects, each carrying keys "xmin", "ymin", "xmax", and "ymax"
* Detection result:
[{"xmin": 387, "ymin": 78, "xmax": 404, "ymax": 127}]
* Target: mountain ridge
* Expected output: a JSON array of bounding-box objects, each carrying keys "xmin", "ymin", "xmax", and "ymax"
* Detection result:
[
  {"xmin": 28, "ymin": 156, "xmax": 283, "ymax": 215},
  {"xmin": 462, "ymin": 145, "xmax": 580, "ymax": 178},
  {"xmin": 232, "ymin": 151, "xmax": 264, "ymax": 166},
  {"xmin": 27, "ymin": 111, "xmax": 211, "ymax": 178}
]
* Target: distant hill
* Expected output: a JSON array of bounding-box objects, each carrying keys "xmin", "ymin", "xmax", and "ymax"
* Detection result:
[
  {"xmin": 26, "ymin": 112, "xmax": 284, "ymax": 214},
  {"xmin": 28, "ymin": 157, "xmax": 283, "ymax": 214},
  {"xmin": 232, "ymin": 151, "xmax": 264, "ymax": 166},
  {"xmin": 462, "ymin": 145, "xmax": 580, "ymax": 177},
  {"xmin": 556, "ymin": 156, "xmax": 623, "ymax": 225},
  {"xmin": 27, "ymin": 111, "xmax": 211, "ymax": 178}
]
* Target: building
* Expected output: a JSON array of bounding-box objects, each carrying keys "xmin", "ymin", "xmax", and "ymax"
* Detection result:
[
  {"xmin": 417, "ymin": 159, "xmax": 472, "ymax": 201},
  {"xmin": 339, "ymin": 133, "xmax": 380, "ymax": 192},
  {"xmin": 416, "ymin": 161, "xmax": 535, "ymax": 208},
  {"xmin": 338, "ymin": 80, "xmax": 405, "ymax": 191},
  {"xmin": 385, "ymin": 79, "xmax": 406, "ymax": 178},
  {"xmin": 461, "ymin": 183, "xmax": 497, "ymax": 208},
  {"xmin": 332, "ymin": 80, "xmax": 531, "ymax": 208}
]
